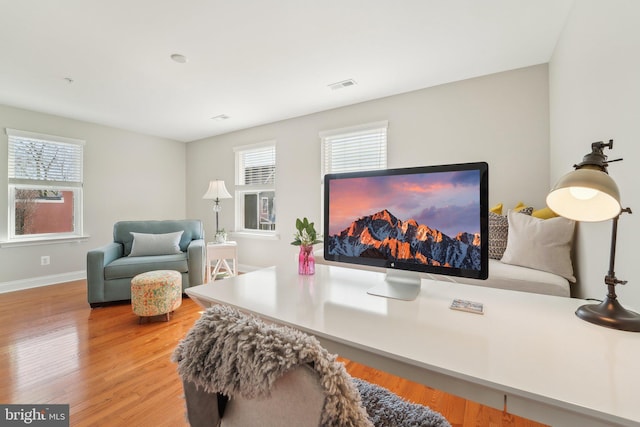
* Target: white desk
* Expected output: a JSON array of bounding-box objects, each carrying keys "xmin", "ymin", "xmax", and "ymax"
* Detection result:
[
  {"xmin": 205, "ymin": 241, "xmax": 238, "ymax": 282},
  {"xmin": 186, "ymin": 263, "xmax": 640, "ymax": 427}
]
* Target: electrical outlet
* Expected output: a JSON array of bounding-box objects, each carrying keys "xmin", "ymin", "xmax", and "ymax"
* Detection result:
[{"xmin": 41, "ymin": 255, "xmax": 50, "ymax": 266}]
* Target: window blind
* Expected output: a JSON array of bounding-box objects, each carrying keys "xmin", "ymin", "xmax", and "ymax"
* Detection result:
[
  {"xmin": 239, "ymin": 145, "xmax": 276, "ymax": 185},
  {"xmin": 321, "ymin": 123, "xmax": 387, "ymax": 175},
  {"xmin": 7, "ymin": 129, "xmax": 84, "ymax": 185}
]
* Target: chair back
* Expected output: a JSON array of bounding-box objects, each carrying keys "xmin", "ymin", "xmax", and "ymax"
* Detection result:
[
  {"xmin": 113, "ymin": 219, "xmax": 203, "ymax": 255},
  {"xmin": 173, "ymin": 305, "xmax": 373, "ymax": 427},
  {"xmin": 173, "ymin": 305, "xmax": 451, "ymax": 427},
  {"xmin": 183, "ymin": 364, "xmax": 325, "ymax": 427}
]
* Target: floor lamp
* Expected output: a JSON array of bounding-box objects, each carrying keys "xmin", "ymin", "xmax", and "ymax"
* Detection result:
[
  {"xmin": 547, "ymin": 140, "xmax": 640, "ymax": 332},
  {"xmin": 202, "ymin": 180, "xmax": 232, "ymax": 235}
]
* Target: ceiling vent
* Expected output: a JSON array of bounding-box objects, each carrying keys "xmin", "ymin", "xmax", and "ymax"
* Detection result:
[
  {"xmin": 328, "ymin": 79, "xmax": 357, "ymax": 90},
  {"xmin": 170, "ymin": 53, "xmax": 188, "ymax": 63}
]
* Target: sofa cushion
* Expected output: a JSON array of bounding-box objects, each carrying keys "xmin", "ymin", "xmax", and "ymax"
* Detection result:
[
  {"xmin": 104, "ymin": 253, "xmax": 188, "ymax": 280},
  {"xmin": 488, "ymin": 212, "xmax": 508, "ymax": 260},
  {"xmin": 129, "ymin": 231, "xmax": 183, "ymax": 257},
  {"xmin": 488, "ymin": 207, "xmax": 533, "ymax": 260},
  {"xmin": 501, "ymin": 209, "xmax": 576, "ymax": 282},
  {"xmin": 453, "ymin": 259, "xmax": 570, "ymax": 297}
]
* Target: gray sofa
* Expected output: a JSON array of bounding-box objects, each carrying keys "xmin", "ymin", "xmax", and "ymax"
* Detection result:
[
  {"xmin": 87, "ymin": 219, "xmax": 206, "ymax": 307},
  {"xmin": 316, "ymin": 255, "xmax": 571, "ymax": 297}
]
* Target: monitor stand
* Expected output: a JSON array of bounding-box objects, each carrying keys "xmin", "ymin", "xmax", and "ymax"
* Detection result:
[{"xmin": 367, "ymin": 269, "xmax": 421, "ymax": 301}]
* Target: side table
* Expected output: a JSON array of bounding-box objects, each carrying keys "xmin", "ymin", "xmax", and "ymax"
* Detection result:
[{"xmin": 206, "ymin": 241, "xmax": 238, "ymax": 282}]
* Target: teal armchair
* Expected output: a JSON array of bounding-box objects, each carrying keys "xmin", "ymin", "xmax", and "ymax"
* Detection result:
[{"xmin": 87, "ymin": 219, "xmax": 205, "ymax": 307}]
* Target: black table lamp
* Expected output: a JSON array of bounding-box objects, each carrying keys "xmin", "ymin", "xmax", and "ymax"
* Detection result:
[{"xmin": 546, "ymin": 140, "xmax": 640, "ymax": 332}]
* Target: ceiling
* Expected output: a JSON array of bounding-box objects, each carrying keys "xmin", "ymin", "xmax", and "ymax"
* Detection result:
[{"xmin": 0, "ymin": 0, "xmax": 574, "ymax": 143}]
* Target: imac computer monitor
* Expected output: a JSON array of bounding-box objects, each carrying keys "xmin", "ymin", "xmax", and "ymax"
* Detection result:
[{"xmin": 323, "ymin": 162, "xmax": 489, "ymax": 300}]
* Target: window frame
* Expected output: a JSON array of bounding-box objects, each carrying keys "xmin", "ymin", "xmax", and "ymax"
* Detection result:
[
  {"xmin": 4, "ymin": 128, "xmax": 86, "ymax": 245},
  {"xmin": 233, "ymin": 140, "xmax": 277, "ymax": 238}
]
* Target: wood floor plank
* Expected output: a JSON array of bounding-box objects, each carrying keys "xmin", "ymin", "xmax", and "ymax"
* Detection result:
[{"xmin": 0, "ymin": 280, "xmax": 547, "ymax": 427}]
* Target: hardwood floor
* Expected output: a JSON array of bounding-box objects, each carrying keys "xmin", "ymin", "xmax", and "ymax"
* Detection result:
[{"xmin": 0, "ymin": 281, "xmax": 546, "ymax": 427}]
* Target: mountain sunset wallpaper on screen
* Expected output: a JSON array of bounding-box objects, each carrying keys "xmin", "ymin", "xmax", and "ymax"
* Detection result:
[
  {"xmin": 328, "ymin": 170, "xmax": 480, "ymax": 238},
  {"xmin": 326, "ymin": 169, "xmax": 482, "ymax": 269}
]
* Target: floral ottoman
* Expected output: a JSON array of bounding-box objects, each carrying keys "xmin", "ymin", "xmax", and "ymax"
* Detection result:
[{"xmin": 131, "ymin": 270, "xmax": 182, "ymax": 323}]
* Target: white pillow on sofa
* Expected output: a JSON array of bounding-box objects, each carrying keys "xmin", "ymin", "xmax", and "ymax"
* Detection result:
[
  {"xmin": 488, "ymin": 207, "xmax": 533, "ymax": 260},
  {"xmin": 129, "ymin": 231, "xmax": 184, "ymax": 257},
  {"xmin": 501, "ymin": 210, "xmax": 576, "ymax": 282}
]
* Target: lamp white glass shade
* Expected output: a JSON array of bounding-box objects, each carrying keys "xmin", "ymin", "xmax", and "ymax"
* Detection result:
[
  {"xmin": 202, "ymin": 180, "xmax": 232, "ymax": 200},
  {"xmin": 546, "ymin": 168, "xmax": 621, "ymax": 222}
]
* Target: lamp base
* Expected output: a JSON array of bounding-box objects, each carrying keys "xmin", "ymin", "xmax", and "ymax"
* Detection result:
[{"xmin": 576, "ymin": 296, "xmax": 640, "ymax": 332}]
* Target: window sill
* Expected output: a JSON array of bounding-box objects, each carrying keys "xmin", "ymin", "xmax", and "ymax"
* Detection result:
[
  {"xmin": 0, "ymin": 235, "xmax": 91, "ymax": 248},
  {"xmin": 230, "ymin": 231, "xmax": 280, "ymax": 241}
]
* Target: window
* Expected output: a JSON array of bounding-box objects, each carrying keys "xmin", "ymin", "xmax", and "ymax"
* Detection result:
[
  {"xmin": 319, "ymin": 121, "xmax": 388, "ymax": 225},
  {"xmin": 320, "ymin": 120, "xmax": 388, "ymax": 176},
  {"xmin": 6, "ymin": 128, "xmax": 85, "ymax": 242},
  {"xmin": 234, "ymin": 141, "xmax": 276, "ymax": 235}
]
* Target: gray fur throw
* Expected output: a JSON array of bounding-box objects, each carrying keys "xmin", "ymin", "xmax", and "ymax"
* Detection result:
[
  {"xmin": 354, "ymin": 378, "xmax": 451, "ymax": 427},
  {"xmin": 172, "ymin": 304, "xmax": 373, "ymax": 426}
]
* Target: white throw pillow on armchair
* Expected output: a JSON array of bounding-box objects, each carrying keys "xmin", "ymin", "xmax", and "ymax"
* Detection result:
[{"xmin": 129, "ymin": 231, "xmax": 184, "ymax": 257}]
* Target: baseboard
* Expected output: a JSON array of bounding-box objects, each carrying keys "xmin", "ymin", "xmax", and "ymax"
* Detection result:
[
  {"xmin": 1, "ymin": 266, "xmax": 261, "ymax": 294},
  {"xmin": 0, "ymin": 270, "xmax": 86, "ymax": 294}
]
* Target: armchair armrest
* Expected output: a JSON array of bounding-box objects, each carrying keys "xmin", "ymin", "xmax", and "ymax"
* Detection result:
[
  {"xmin": 87, "ymin": 242, "xmax": 123, "ymax": 304},
  {"xmin": 89, "ymin": 242, "xmax": 123, "ymax": 266},
  {"xmin": 187, "ymin": 239, "xmax": 206, "ymax": 286}
]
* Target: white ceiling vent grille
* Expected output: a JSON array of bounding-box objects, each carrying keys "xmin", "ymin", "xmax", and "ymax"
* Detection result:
[{"xmin": 328, "ymin": 79, "xmax": 357, "ymax": 90}]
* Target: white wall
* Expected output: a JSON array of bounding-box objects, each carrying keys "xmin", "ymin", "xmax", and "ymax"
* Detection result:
[
  {"xmin": 550, "ymin": 0, "xmax": 640, "ymax": 307},
  {"xmin": 187, "ymin": 65, "xmax": 550, "ymax": 270},
  {"xmin": 0, "ymin": 64, "xmax": 552, "ymax": 292},
  {"xmin": 0, "ymin": 104, "xmax": 187, "ymax": 291}
]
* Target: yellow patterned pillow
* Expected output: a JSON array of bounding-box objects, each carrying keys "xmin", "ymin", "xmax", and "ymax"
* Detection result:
[
  {"xmin": 532, "ymin": 206, "xmax": 559, "ymax": 219},
  {"xmin": 512, "ymin": 202, "xmax": 528, "ymax": 212},
  {"xmin": 490, "ymin": 203, "xmax": 503, "ymax": 215},
  {"xmin": 491, "ymin": 201, "xmax": 557, "ymax": 220}
]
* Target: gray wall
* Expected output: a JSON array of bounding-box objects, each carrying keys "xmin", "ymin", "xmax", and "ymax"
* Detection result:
[
  {"xmin": 0, "ymin": 105, "xmax": 186, "ymax": 292},
  {"xmin": 550, "ymin": 0, "xmax": 640, "ymax": 307},
  {"xmin": 187, "ymin": 65, "xmax": 550, "ymax": 272}
]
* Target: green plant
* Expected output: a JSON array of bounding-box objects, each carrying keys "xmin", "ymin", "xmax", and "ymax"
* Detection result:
[{"xmin": 291, "ymin": 217, "xmax": 322, "ymax": 246}]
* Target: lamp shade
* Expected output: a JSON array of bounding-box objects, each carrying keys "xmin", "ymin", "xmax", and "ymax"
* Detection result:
[
  {"xmin": 202, "ymin": 180, "xmax": 232, "ymax": 200},
  {"xmin": 546, "ymin": 168, "xmax": 621, "ymax": 222}
]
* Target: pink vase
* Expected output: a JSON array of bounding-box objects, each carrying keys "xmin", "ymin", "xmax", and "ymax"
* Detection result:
[{"xmin": 298, "ymin": 245, "xmax": 315, "ymax": 275}]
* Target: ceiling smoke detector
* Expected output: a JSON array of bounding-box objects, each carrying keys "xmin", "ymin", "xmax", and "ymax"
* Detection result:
[{"xmin": 328, "ymin": 79, "xmax": 357, "ymax": 90}]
